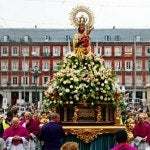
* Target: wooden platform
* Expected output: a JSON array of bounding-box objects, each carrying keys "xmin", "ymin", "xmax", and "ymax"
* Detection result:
[{"xmin": 63, "ymin": 125, "xmax": 125, "ymax": 143}]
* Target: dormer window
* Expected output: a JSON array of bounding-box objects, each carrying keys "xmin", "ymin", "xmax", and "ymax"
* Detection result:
[
  {"xmin": 65, "ymin": 35, "xmax": 70, "ymax": 41},
  {"xmin": 135, "ymin": 35, "xmax": 141, "ymax": 42},
  {"xmin": 114, "ymin": 35, "xmax": 120, "ymax": 41},
  {"xmin": 24, "ymin": 35, "xmax": 30, "ymax": 42},
  {"xmin": 105, "ymin": 35, "xmax": 111, "ymax": 41},
  {"xmin": 3, "ymin": 35, "xmax": 9, "ymax": 42},
  {"xmin": 45, "ymin": 35, "xmax": 50, "ymax": 42}
]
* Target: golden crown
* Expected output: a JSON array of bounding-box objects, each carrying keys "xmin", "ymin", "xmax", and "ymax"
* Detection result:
[{"xmin": 76, "ymin": 15, "xmax": 88, "ymax": 26}]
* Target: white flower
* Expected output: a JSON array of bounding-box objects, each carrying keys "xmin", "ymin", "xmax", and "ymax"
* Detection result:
[
  {"xmin": 101, "ymin": 83, "xmax": 104, "ymax": 86},
  {"xmin": 70, "ymin": 77, "xmax": 74, "ymax": 81},
  {"xmin": 59, "ymin": 93, "xmax": 63, "ymax": 96},
  {"xmin": 63, "ymin": 81, "xmax": 67, "ymax": 84},
  {"xmin": 73, "ymin": 65, "xmax": 77, "ymax": 68},
  {"xmin": 100, "ymin": 96, "xmax": 103, "ymax": 100},
  {"xmin": 104, "ymin": 97, "xmax": 107, "ymax": 101},
  {"xmin": 74, "ymin": 77, "xmax": 79, "ymax": 82},
  {"xmin": 59, "ymin": 100, "xmax": 63, "ymax": 104},
  {"xmin": 70, "ymin": 101, "xmax": 74, "ymax": 104},
  {"xmin": 70, "ymin": 85, "xmax": 73, "ymax": 89},
  {"xmin": 91, "ymin": 102, "xmax": 94, "ymax": 105},
  {"xmin": 104, "ymin": 80, "xmax": 108, "ymax": 84},
  {"xmin": 66, "ymin": 89, "xmax": 70, "ymax": 93}
]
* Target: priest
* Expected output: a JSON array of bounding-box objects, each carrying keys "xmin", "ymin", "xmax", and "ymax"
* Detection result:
[{"xmin": 3, "ymin": 117, "xmax": 30, "ymax": 150}]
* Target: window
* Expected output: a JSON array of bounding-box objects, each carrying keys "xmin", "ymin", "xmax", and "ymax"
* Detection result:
[
  {"xmin": 24, "ymin": 35, "xmax": 30, "ymax": 42},
  {"xmin": 45, "ymin": 35, "xmax": 50, "ymax": 42},
  {"xmin": 12, "ymin": 61, "xmax": 18, "ymax": 71},
  {"xmin": 114, "ymin": 35, "xmax": 120, "ymax": 41},
  {"xmin": 43, "ymin": 76, "xmax": 50, "ymax": 85},
  {"xmin": 1, "ymin": 61, "xmax": 8, "ymax": 71},
  {"xmin": 53, "ymin": 46, "xmax": 60, "ymax": 56},
  {"xmin": 105, "ymin": 35, "xmax": 111, "ymax": 41},
  {"xmin": 65, "ymin": 35, "xmax": 70, "ymax": 41},
  {"xmin": 42, "ymin": 61, "xmax": 50, "ymax": 71},
  {"xmin": 1, "ymin": 76, "xmax": 8, "ymax": 86},
  {"xmin": 145, "ymin": 46, "xmax": 150, "ymax": 55},
  {"xmin": 104, "ymin": 46, "xmax": 111, "ymax": 56},
  {"xmin": 114, "ymin": 61, "xmax": 122, "ymax": 71},
  {"xmin": 1, "ymin": 46, "xmax": 8, "ymax": 56},
  {"xmin": 116, "ymin": 75, "xmax": 122, "ymax": 85},
  {"xmin": 32, "ymin": 76, "xmax": 39, "ymax": 86},
  {"xmin": 63, "ymin": 46, "xmax": 69, "ymax": 56},
  {"xmin": 104, "ymin": 61, "xmax": 112, "ymax": 69},
  {"xmin": 22, "ymin": 76, "xmax": 29, "ymax": 85},
  {"xmin": 114, "ymin": 46, "xmax": 122, "ymax": 56},
  {"xmin": 12, "ymin": 46, "xmax": 19, "ymax": 56},
  {"xmin": 125, "ymin": 76, "xmax": 132, "ymax": 86},
  {"xmin": 147, "ymin": 60, "xmax": 150, "ymax": 72},
  {"xmin": 22, "ymin": 46, "xmax": 29, "ymax": 56},
  {"xmin": 125, "ymin": 61, "xmax": 132, "ymax": 71},
  {"xmin": 53, "ymin": 60, "xmax": 60, "ymax": 71},
  {"xmin": 125, "ymin": 46, "xmax": 132, "ymax": 53},
  {"xmin": 32, "ymin": 61, "xmax": 39, "ymax": 68},
  {"xmin": 146, "ymin": 60, "xmax": 150, "ymax": 72},
  {"xmin": 3, "ymin": 35, "xmax": 9, "ymax": 42},
  {"xmin": 136, "ymin": 76, "xmax": 142, "ymax": 86},
  {"xmin": 22, "ymin": 60, "xmax": 29, "ymax": 71},
  {"xmin": 12, "ymin": 77, "xmax": 18, "ymax": 86},
  {"xmin": 136, "ymin": 46, "xmax": 142, "ymax": 56},
  {"xmin": 136, "ymin": 60, "xmax": 142, "ymax": 71},
  {"xmin": 146, "ymin": 75, "xmax": 150, "ymax": 85},
  {"xmin": 124, "ymin": 46, "xmax": 133, "ymax": 56},
  {"xmin": 32, "ymin": 46, "xmax": 40, "ymax": 56},
  {"xmin": 94, "ymin": 46, "xmax": 102, "ymax": 56},
  {"xmin": 135, "ymin": 35, "xmax": 141, "ymax": 42},
  {"xmin": 43, "ymin": 46, "xmax": 50, "ymax": 56}
]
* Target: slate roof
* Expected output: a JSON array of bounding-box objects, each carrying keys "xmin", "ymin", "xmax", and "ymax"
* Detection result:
[{"xmin": 0, "ymin": 28, "xmax": 150, "ymax": 43}]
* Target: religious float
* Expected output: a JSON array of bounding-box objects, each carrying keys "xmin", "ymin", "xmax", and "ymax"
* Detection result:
[{"xmin": 42, "ymin": 5, "xmax": 125, "ymax": 150}]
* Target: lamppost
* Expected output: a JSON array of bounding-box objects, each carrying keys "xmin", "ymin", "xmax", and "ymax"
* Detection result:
[{"xmin": 30, "ymin": 65, "xmax": 41, "ymax": 106}]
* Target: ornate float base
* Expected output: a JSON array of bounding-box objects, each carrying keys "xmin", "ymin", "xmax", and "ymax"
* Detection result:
[
  {"xmin": 60, "ymin": 103, "xmax": 116, "ymax": 125},
  {"xmin": 63, "ymin": 125, "xmax": 125, "ymax": 143}
]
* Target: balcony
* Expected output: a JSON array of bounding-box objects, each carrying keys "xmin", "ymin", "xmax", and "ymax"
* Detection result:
[{"xmin": 42, "ymin": 52, "xmax": 51, "ymax": 57}]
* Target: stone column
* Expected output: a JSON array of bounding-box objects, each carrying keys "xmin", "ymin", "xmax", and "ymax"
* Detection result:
[
  {"xmin": 7, "ymin": 91, "xmax": 11, "ymax": 105},
  {"xmin": 145, "ymin": 84, "xmax": 150, "ymax": 110},
  {"xmin": 40, "ymin": 91, "xmax": 43, "ymax": 102},
  {"xmin": 29, "ymin": 91, "xmax": 32, "ymax": 103},
  {"xmin": 19, "ymin": 91, "xmax": 22, "ymax": 100}
]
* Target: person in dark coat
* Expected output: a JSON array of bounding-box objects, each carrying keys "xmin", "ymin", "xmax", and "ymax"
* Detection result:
[{"xmin": 39, "ymin": 112, "xmax": 66, "ymax": 150}]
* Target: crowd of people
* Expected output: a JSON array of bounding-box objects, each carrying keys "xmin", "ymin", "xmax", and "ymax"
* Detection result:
[
  {"xmin": 0, "ymin": 106, "xmax": 150, "ymax": 150},
  {"xmin": 0, "ymin": 110, "xmax": 67, "ymax": 150}
]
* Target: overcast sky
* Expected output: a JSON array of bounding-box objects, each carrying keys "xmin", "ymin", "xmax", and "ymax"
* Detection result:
[{"xmin": 0, "ymin": 0, "xmax": 150, "ymax": 29}]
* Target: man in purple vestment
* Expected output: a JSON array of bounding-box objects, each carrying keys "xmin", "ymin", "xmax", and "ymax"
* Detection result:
[
  {"xmin": 133, "ymin": 113, "xmax": 149, "ymax": 149},
  {"xmin": 19, "ymin": 111, "xmax": 40, "ymax": 150},
  {"xmin": 3, "ymin": 117, "xmax": 30, "ymax": 150},
  {"xmin": 111, "ymin": 129, "xmax": 137, "ymax": 150}
]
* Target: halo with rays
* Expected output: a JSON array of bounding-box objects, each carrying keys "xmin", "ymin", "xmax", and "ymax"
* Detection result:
[{"xmin": 69, "ymin": 5, "xmax": 94, "ymax": 28}]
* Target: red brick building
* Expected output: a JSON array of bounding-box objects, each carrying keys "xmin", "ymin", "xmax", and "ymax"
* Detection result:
[{"xmin": 0, "ymin": 28, "xmax": 150, "ymax": 106}]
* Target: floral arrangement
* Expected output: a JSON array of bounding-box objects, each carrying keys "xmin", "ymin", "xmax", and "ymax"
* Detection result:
[{"xmin": 42, "ymin": 52, "xmax": 120, "ymax": 111}]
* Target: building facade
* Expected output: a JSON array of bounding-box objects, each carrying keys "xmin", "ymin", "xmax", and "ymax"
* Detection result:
[{"xmin": 0, "ymin": 28, "xmax": 150, "ymax": 107}]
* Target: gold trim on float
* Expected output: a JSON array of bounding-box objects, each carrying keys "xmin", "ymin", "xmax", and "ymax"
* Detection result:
[{"xmin": 63, "ymin": 126, "xmax": 125, "ymax": 143}]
